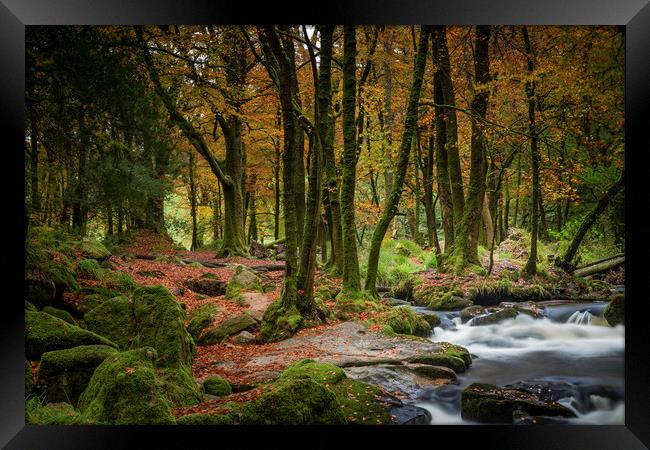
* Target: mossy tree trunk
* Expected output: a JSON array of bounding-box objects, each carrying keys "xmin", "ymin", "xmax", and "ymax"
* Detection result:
[
  {"xmin": 557, "ymin": 170, "xmax": 625, "ymax": 271},
  {"xmin": 364, "ymin": 26, "xmax": 431, "ymax": 294},
  {"xmin": 432, "ymin": 26, "xmax": 464, "ymax": 243},
  {"xmin": 188, "ymin": 150, "xmax": 199, "ymax": 251},
  {"xmin": 522, "ymin": 26, "xmax": 540, "ymax": 276},
  {"xmin": 340, "ymin": 26, "xmax": 362, "ymax": 292},
  {"xmin": 451, "ymin": 25, "xmax": 491, "ymax": 271}
]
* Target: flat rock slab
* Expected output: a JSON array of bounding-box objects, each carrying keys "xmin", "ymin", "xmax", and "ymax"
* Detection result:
[
  {"xmin": 196, "ymin": 322, "xmax": 453, "ymax": 386},
  {"xmin": 239, "ymin": 292, "xmax": 273, "ymax": 316}
]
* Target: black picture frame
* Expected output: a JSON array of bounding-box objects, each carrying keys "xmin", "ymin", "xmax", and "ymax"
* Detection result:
[{"xmin": 2, "ymin": 1, "xmax": 648, "ymax": 448}]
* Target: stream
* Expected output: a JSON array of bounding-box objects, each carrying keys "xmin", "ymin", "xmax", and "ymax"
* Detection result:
[{"xmin": 406, "ymin": 301, "xmax": 625, "ymax": 425}]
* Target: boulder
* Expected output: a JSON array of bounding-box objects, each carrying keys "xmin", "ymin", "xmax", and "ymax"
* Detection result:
[
  {"xmin": 132, "ymin": 286, "xmax": 194, "ymax": 368},
  {"xmin": 25, "ymin": 278, "xmax": 56, "ymax": 310},
  {"xmin": 77, "ymin": 240, "xmax": 111, "ymax": 261},
  {"xmin": 197, "ymin": 313, "xmax": 258, "ymax": 345},
  {"xmin": 407, "ymin": 363, "xmax": 457, "ymax": 381},
  {"xmin": 377, "ymin": 307, "xmax": 431, "ymax": 337},
  {"xmin": 461, "ymin": 383, "xmax": 575, "ymax": 423},
  {"xmin": 241, "ymin": 378, "xmax": 346, "ymax": 425},
  {"xmin": 37, "ymin": 345, "xmax": 118, "ymax": 405},
  {"xmin": 231, "ymin": 330, "xmax": 256, "ymax": 344},
  {"xmin": 75, "ymin": 259, "xmax": 103, "ymax": 280},
  {"xmin": 42, "ymin": 306, "xmax": 77, "ymax": 325},
  {"xmin": 84, "ymin": 296, "xmax": 136, "ymax": 349},
  {"xmin": 470, "ymin": 307, "xmax": 518, "ymax": 326},
  {"xmin": 459, "ymin": 305, "xmax": 487, "ymax": 323},
  {"xmin": 25, "ymin": 310, "xmax": 117, "ymax": 361},
  {"xmin": 187, "ymin": 303, "xmax": 218, "ymax": 339},
  {"xmin": 419, "ymin": 312, "xmax": 442, "ymax": 329},
  {"xmin": 77, "ymin": 348, "xmax": 175, "ymax": 425},
  {"xmin": 390, "ymin": 404, "xmax": 432, "ymax": 425},
  {"xmin": 604, "ymin": 294, "xmax": 624, "ymax": 326},
  {"xmin": 202, "ymin": 376, "xmax": 232, "ymax": 397},
  {"xmin": 225, "ymin": 265, "xmax": 265, "ymax": 299},
  {"xmin": 185, "ymin": 278, "xmax": 227, "ymax": 297}
]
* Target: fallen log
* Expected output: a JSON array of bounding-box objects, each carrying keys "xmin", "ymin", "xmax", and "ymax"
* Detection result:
[
  {"xmin": 573, "ymin": 256, "xmax": 625, "ymax": 278},
  {"xmin": 575, "ymin": 253, "xmax": 625, "ymax": 271}
]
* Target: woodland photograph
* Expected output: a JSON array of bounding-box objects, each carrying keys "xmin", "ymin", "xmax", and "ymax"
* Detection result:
[{"xmin": 24, "ymin": 25, "xmax": 625, "ymax": 426}]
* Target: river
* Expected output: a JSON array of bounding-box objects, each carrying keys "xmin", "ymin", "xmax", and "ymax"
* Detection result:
[{"xmin": 408, "ymin": 301, "xmax": 625, "ymax": 425}]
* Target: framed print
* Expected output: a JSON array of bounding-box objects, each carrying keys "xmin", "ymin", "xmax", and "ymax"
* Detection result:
[{"xmin": 2, "ymin": 0, "xmax": 648, "ymax": 448}]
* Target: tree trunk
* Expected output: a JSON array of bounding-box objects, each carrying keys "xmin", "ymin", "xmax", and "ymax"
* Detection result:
[
  {"xmin": 432, "ymin": 26, "xmax": 464, "ymax": 238},
  {"xmin": 452, "ymin": 25, "xmax": 491, "ymax": 270},
  {"xmin": 340, "ymin": 26, "xmax": 362, "ymax": 292},
  {"xmin": 188, "ymin": 150, "xmax": 199, "ymax": 251},
  {"xmin": 523, "ymin": 26, "xmax": 540, "ymax": 277},
  {"xmin": 557, "ymin": 171, "xmax": 625, "ymax": 271},
  {"xmin": 365, "ymin": 26, "xmax": 431, "ymax": 293}
]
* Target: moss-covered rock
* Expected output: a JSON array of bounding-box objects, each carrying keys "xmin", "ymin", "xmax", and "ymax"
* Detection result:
[
  {"xmin": 258, "ymin": 300, "xmax": 303, "ymax": 342},
  {"xmin": 157, "ymin": 366, "xmax": 202, "ymax": 406},
  {"xmin": 197, "ymin": 313, "xmax": 257, "ymax": 345},
  {"xmin": 25, "ymin": 360, "xmax": 32, "ymax": 398},
  {"xmin": 461, "ymin": 383, "xmax": 575, "ymax": 423},
  {"xmin": 469, "ymin": 307, "xmax": 518, "ymax": 326},
  {"xmin": 25, "ymin": 278, "xmax": 56, "ymax": 310},
  {"xmin": 376, "ymin": 307, "xmax": 431, "ymax": 337},
  {"xmin": 604, "ymin": 294, "xmax": 624, "ymax": 326},
  {"xmin": 37, "ymin": 345, "xmax": 119, "ymax": 405},
  {"xmin": 84, "ymin": 296, "xmax": 135, "ymax": 349},
  {"xmin": 420, "ymin": 313, "xmax": 442, "ymax": 329},
  {"xmin": 77, "ymin": 348, "xmax": 175, "ymax": 425},
  {"xmin": 388, "ymin": 276, "xmax": 421, "ymax": 301},
  {"xmin": 185, "ymin": 278, "xmax": 226, "ymax": 297},
  {"xmin": 203, "ymin": 376, "xmax": 233, "ymax": 397},
  {"xmin": 76, "ymin": 240, "xmax": 111, "ymax": 261},
  {"xmin": 333, "ymin": 290, "xmax": 376, "ymax": 320},
  {"xmin": 459, "ymin": 305, "xmax": 487, "ymax": 323},
  {"xmin": 42, "ymin": 306, "xmax": 77, "ymax": 325},
  {"xmin": 225, "ymin": 265, "xmax": 265, "ymax": 300},
  {"xmin": 176, "ymin": 412, "xmax": 236, "ymax": 425},
  {"xmin": 279, "ymin": 359, "xmax": 347, "ymax": 385},
  {"xmin": 25, "ymin": 398, "xmax": 93, "ymax": 425},
  {"xmin": 241, "ymin": 378, "xmax": 346, "ymax": 425},
  {"xmin": 413, "ymin": 285, "xmax": 471, "ymax": 310},
  {"xmin": 104, "ymin": 270, "xmax": 139, "ymax": 294},
  {"xmin": 25, "ymin": 301, "xmax": 38, "ymax": 312},
  {"xmin": 409, "ymin": 364, "xmax": 457, "ymax": 381},
  {"xmin": 408, "ymin": 345, "xmax": 472, "ymax": 374},
  {"xmin": 25, "ymin": 310, "xmax": 117, "ymax": 361},
  {"xmin": 132, "ymin": 286, "xmax": 194, "ymax": 368},
  {"xmin": 187, "ymin": 304, "xmax": 218, "ymax": 340},
  {"xmin": 75, "ymin": 259, "xmax": 104, "ymax": 280}
]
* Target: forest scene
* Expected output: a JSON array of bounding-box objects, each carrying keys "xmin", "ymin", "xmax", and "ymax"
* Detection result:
[{"xmin": 24, "ymin": 25, "xmax": 625, "ymax": 425}]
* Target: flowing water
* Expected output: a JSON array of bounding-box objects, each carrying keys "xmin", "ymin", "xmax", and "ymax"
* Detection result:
[{"xmin": 407, "ymin": 301, "xmax": 625, "ymax": 425}]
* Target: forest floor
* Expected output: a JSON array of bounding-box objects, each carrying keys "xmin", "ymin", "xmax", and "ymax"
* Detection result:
[{"xmin": 43, "ymin": 229, "xmax": 622, "ymax": 419}]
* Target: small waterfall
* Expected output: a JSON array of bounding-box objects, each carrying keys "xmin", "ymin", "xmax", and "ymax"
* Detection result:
[{"xmin": 567, "ymin": 310, "xmax": 593, "ymax": 325}]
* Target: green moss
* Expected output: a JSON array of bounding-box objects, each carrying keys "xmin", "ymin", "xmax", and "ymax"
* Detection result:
[
  {"xmin": 84, "ymin": 296, "xmax": 136, "ymax": 349},
  {"xmin": 388, "ymin": 276, "xmax": 421, "ymax": 301},
  {"xmin": 328, "ymin": 378, "xmax": 390, "ymax": 425},
  {"xmin": 241, "ymin": 378, "xmax": 346, "ymax": 425},
  {"xmin": 408, "ymin": 346, "xmax": 471, "ymax": 374},
  {"xmin": 75, "ymin": 259, "xmax": 104, "ymax": 280},
  {"xmin": 157, "ymin": 365, "xmax": 202, "ymax": 406},
  {"xmin": 375, "ymin": 307, "xmax": 431, "ymax": 337},
  {"xmin": 604, "ymin": 294, "xmax": 624, "ymax": 326},
  {"xmin": 176, "ymin": 412, "xmax": 236, "ymax": 425},
  {"xmin": 132, "ymin": 286, "xmax": 194, "ymax": 367},
  {"xmin": 333, "ymin": 290, "xmax": 376, "ymax": 320},
  {"xmin": 226, "ymin": 265, "xmax": 265, "ymax": 300},
  {"xmin": 26, "ymin": 397, "xmax": 93, "ymax": 425},
  {"xmin": 77, "ymin": 348, "xmax": 175, "ymax": 425},
  {"xmin": 424, "ymin": 290, "xmax": 472, "ymax": 310},
  {"xmin": 76, "ymin": 240, "xmax": 111, "ymax": 261},
  {"xmin": 104, "ymin": 271, "xmax": 139, "ymax": 294},
  {"xmin": 197, "ymin": 313, "xmax": 257, "ymax": 345},
  {"xmin": 470, "ymin": 307, "xmax": 518, "ymax": 326},
  {"xmin": 279, "ymin": 359, "xmax": 346, "ymax": 385},
  {"xmin": 187, "ymin": 304, "xmax": 218, "ymax": 339},
  {"xmin": 25, "ymin": 310, "xmax": 117, "ymax": 361},
  {"xmin": 37, "ymin": 345, "xmax": 119, "ymax": 405},
  {"xmin": 259, "ymin": 300, "xmax": 303, "ymax": 342},
  {"xmin": 42, "ymin": 306, "xmax": 76, "ymax": 325},
  {"xmin": 25, "ymin": 301, "xmax": 37, "ymax": 312},
  {"xmin": 420, "ymin": 313, "xmax": 442, "ymax": 329},
  {"xmin": 49, "ymin": 265, "xmax": 80, "ymax": 293},
  {"xmin": 203, "ymin": 376, "xmax": 232, "ymax": 397}
]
